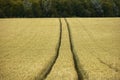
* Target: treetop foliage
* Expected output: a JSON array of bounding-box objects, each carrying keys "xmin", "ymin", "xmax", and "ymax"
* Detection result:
[{"xmin": 0, "ymin": 0, "xmax": 120, "ymax": 17}]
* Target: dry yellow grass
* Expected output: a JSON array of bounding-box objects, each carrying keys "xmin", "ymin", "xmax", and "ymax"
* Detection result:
[
  {"xmin": 67, "ymin": 18, "xmax": 120, "ymax": 80},
  {"xmin": 0, "ymin": 18, "xmax": 60, "ymax": 80}
]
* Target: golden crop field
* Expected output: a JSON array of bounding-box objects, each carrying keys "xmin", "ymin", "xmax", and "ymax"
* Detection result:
[
  {"xmin": 67, "ymin": 18, "xmax": 120, "ymax": 80},
  {"xmin": 0, "ymin": 18, "xmax": 120, "ymax": 80},
  {"xmin": 0, "ymin": 18, "xmax": 60, "ymax": 80}
]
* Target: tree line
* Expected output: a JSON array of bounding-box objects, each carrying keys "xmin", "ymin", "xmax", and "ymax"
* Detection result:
[{"xmin": 0, "ymin": 0, "xmax": 120, "ymax": 18}]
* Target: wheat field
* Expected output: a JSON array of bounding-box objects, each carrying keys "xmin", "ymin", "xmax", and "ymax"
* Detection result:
[
  {"xmin": 67, "ymin": 18, "xmax": 120, "ymax": 80},
  {"xmin": 0, "ymin": 18, "xmax": 120, "ymax": 80},
  {"xmin": 0, "ymin": 18, "xmax": 60, "ymax": 80}
]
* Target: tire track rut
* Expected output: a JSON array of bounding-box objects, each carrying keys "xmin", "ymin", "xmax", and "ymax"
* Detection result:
[
  {"xmin": 64, "ymin": 18, "xmax": 84, "ymax": 80},
  {"xmin": 38, "ymin": 18, "xmax": 62, "ymax": 80},
  {"xmin": 45, "ymin": 18, "xmax": 78, "ymax": 80}
]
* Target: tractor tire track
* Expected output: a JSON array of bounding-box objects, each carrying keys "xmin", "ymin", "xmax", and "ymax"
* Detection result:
[
  {"xmin": 37, "ymin": 18, "xmax": 62, "ymax": 80},
  {"xmin": 64, "ymin": 18, "xmax": 84, "ymax": 80},
  {"xmin": 44, "ymin": 18, "xmax": 78, "ymax": 80},
  {"xmin": 97, "ymin": 58, "xmax": 120, "ymax": 72}
]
